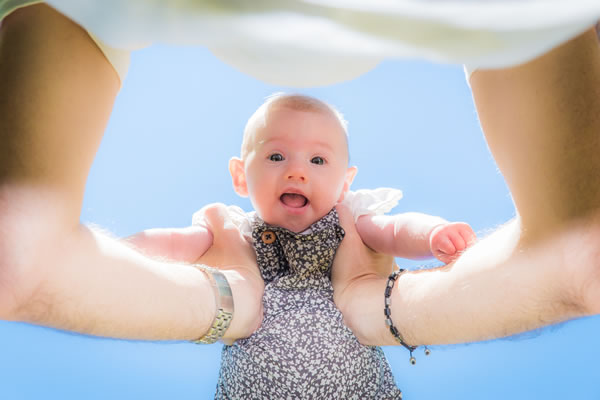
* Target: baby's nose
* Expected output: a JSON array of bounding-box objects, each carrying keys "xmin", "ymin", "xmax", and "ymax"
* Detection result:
[{"xmin": 286, "ymin": 167, "xmax": 308, "ymax": 183}]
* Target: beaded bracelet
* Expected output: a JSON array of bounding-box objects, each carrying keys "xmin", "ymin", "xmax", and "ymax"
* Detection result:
[{"xmin": 384, "ymin": 268, "xmax": 430, "ymax": 365}]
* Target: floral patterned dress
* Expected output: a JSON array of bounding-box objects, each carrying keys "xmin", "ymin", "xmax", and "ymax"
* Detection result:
[{"xmin": 214, "ymin": 208, "xmax": 403, "ymax": 399}]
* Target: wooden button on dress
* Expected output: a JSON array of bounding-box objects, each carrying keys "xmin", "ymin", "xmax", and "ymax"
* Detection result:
[{"xmin": 261, "ymin": 230, "xmax": 276, "ymax": 244}]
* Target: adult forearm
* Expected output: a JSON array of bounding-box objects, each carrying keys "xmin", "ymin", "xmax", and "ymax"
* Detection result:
[
  {"xmin": 341, "ymin": 219, "xmax": 593, "ymax": 347},
  {"xmin": 0, "ymin": 192, "xmax": 264, "ymax": 342},
  {"xmin": 1, "ymin": 219, "xmax": 215, "ymax": 340}
]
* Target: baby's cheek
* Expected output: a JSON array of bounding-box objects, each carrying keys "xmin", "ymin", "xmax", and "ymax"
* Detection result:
[{"xmin": 250, "ymin": 193, "xmax": 270, "ymax": 217}]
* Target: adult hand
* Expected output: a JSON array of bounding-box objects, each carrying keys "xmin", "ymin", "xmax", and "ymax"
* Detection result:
[
  {"xmin": 194, "ymin": 203, "xmax": 264, "ymax": 343},
  {"xmin": 332, "ymin": 204, "xmax": 397, "ymax": 344}
]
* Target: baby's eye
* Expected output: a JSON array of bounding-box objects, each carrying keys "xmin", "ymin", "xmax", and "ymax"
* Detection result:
[
  {"xmin": 311, "ymin": 156, "xmax": 325, "ymax": 165},
  {"xmin": 269, "ymin": 153, "xmax": 284, "ymax": 162}
]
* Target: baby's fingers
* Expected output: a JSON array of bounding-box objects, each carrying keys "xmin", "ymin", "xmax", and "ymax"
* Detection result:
[
  {"xmin": 448, "ymin": 229, "xmax": 467, "ymax": 252},
  {"xmin": 430, "ymin": 222, "xmax": 477, "ymax": 264},
  {"xmin": 459, "ymin": 225, "xmax": 477, "ymax": 246},
  {"xmin": 435, "ymin": 236, "xmax": 456, "ymax": 256}
]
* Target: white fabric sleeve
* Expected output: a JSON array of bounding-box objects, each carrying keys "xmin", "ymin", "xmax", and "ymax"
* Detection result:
[
  {"xmin": 191, "ymin": 205, "xmax": 254, "ymax": 241},
  {"xmin": 0, "ymin": 0, "xmax": 131, "ymax": 85},
  {"xmin": 46, "ymin": 0, "xmax": 599, "ymax": 88},
  {"xmin": 463, "ymin": 64, "xmax": 477, "ymax": 87},
  {"xmin": 341, "ymin": 188, "xmax": 403, "ymax": 223}
]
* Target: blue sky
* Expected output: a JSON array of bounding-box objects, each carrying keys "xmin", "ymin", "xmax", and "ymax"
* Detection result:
[{"xmin": 1, "ymin": 44, "xmax": 599, "ymax": 399}]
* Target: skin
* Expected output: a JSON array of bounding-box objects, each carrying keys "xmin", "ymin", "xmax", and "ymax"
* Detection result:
[
  {"xmin": 126, "ymin": 102, "xmax": 476, "ymax": 345},
  {"xmin": 228, "ymin": 105, "xmax": 356, "ymax": 233},
  {"xmin": 0, "ymin": 4, "xmax": 263, "ymax": 341},
  {"xmin": 227, "ymin": 103, "xmax": 474, "ymax": 259},
  {"xmin": 331, "ymin": 27, "xmax": 600, "ymax": 347},
  {"xmin": 1, "ymin": 3, "xmax": 599, "ymax": 356}
]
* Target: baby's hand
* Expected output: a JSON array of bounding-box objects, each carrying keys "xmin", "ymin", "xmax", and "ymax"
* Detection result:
[{"xmin": 429, "ymin": 222, "xmax": 477, "ymax": 264}]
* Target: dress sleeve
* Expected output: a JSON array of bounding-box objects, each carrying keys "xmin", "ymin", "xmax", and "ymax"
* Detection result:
[
  {"xmin": 47, "ymin": 0, "xmax": 598, "ymax": 88},
  {"xmin": 341, "ymin": 188, "xmax": 403, "ymax": 222},
  {"xmin": 191, "ymin": 205, "xmax": 254, "ymax": 241}
]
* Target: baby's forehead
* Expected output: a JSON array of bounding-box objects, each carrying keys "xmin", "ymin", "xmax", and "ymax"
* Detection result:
[
  {"xmin": 243, "ymin": 104, "xmax": 349, "ymax": 156},
  {"xmin": 266, "ymin": 104, "xmax": 344, "ymax": 130}
]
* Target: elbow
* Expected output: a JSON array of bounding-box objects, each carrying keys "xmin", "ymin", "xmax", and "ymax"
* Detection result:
[
  {"xmin": 0, "ymin": 214, "xmax": 52, "ymax": 322},
  {"xmin": 0, "ymin": 263, "xmax": 19, "ymax": 320},
  {"xmin": 0, "ymin": 185, "xmax": 81, "ymax": 323},
  {"xmin": 577, "ymin": 250, "xmax": 600, "ymax": 317},
  {"xmin": 0, "ymin": 238, "xmax": 32, "ymax": 321},
  {"xmin": 558, "ymin": 220, "xmax": 600, "ymax": 317}
]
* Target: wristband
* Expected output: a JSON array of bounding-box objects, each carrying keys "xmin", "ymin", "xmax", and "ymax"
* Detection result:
[
  {"xmin": 384, "ymin": 268, "xmax": 430, "ymax": 364},
  {"xmin": 192, "ymin": 265, "xmax": 234, "ymax": 344}
]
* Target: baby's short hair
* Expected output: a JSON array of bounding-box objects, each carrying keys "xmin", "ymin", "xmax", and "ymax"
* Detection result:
[{"xmin": 241, "ymin": 93, "xmax": 349, "ymax": 159}]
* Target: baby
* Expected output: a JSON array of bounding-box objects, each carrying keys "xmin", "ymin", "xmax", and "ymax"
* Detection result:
[{"xmin": 132, "ymin": 93, "xmax": 476, "ymax": 399}]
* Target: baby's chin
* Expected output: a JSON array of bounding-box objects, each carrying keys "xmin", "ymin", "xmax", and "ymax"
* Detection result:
[
  {"xmin": 274, "ymin": 220, "xmax": 311, "ymax": 233},
  {"xmin": 259, "ymin": 215, "xmax": 312, "ymax": 233}
]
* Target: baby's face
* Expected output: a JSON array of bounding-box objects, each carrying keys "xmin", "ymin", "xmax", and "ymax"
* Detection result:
[{"xmin": 233, "ymin": 106, "xmax": 355, "ymax": 233}]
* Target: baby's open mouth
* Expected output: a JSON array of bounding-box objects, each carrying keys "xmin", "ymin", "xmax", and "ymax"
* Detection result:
[{"xmin": 280, "ymin": 193, "xmax": 309, "ymax": 208}]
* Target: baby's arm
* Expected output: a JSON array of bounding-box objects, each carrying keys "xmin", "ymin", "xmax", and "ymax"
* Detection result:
[
  {"xmin": 126, "ymin": 224, "xmax": 213, "ymax": 263},
  {"xmin": 356, "ymin": 213, "xmax": 476, "ymax": 263}
]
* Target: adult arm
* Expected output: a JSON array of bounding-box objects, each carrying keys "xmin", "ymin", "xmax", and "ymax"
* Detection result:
[
  {"xmin": 333, "ymin": 27, "xmax": 600, "ymax": 346},
  {"xmin": 0, "ymin": 5, "xmax": 262, "ymax": 342},
  {"xmin": 335, "ymin": 207, "xmax": 597, "ymax": 346}
]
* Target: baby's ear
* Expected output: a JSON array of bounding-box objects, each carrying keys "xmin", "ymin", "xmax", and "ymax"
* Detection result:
[
  {"xmin": 229, "ymin": 157, "xmax": 248, "ymax": 197},
  {"xmin": 338, "ymin": 166, "xmax": 358, "ymax": 202}
]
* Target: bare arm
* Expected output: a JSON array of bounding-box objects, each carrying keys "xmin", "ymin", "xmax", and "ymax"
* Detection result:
[
  {"xmin": 333, "ymin": 27, "xmax": 600, "ymax": 346},
  {"xmin": 0, "ymin": 5, "xmax": 262, "ymax": 341},
  {"xmin": 355, "ymin": 213, "xmax": 444, "ymax": 258},
  {"xmin": 470, "ymin": 28, "xmax": 600, "ymax": 247},
  {"xmin": 334, "ymin": 206, "xmax": 596, "ymax": 347},
  {"xmin": 356, "ymin": 213, "xmax": 476, "ymax": 263}
]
